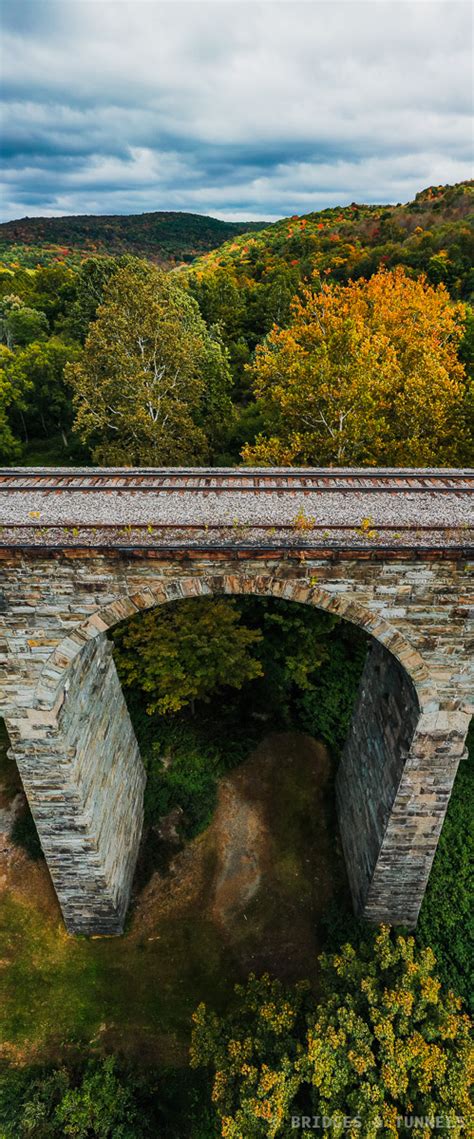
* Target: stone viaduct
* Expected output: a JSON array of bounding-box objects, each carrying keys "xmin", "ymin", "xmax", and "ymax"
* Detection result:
[{"xmin": 0, "ymin": 467, "xmax": 472, "ymax": 936}]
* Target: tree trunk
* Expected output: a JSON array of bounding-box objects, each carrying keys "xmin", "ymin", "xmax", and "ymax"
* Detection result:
[{"xmin": 19, "ymin": 409, "xmax": 29, "ymax": 445}]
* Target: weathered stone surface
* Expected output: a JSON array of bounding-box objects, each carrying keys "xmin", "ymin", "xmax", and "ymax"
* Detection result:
[
  {"xmin": 5, "ymin": 633, "xmax": 145, "ymax": 933},
  {"xmin": 0, "ymin": 549, "xmax": 472, "ymax": 934},
  {"xmin": 336, "ymin": 642, "xmax": 469, "ymax": 925}
]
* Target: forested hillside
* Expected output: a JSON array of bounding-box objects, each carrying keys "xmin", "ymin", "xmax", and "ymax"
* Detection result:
[
  {"xmin": 191, "ymin": 180, "xmax": 473, "ymax": 292},
  {"xmin": 187, "ymin": 180, "xmax": 473, "ymax": 380},
  {"xmin": 0, "ymin": 180, "xmax": 472, "ymax": 467},
  {"xmin": 0, "ymin": 210, "xmax": 267, "ymax": 269}
]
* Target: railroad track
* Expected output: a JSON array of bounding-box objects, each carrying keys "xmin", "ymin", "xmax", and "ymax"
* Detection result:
[
  {"xmin": 1, "ymin": 468, "xmax": 471, "ymax": 553},
  {"xmin": 0, "ymin": 468, "xmax": 473, "ymax": 493}
]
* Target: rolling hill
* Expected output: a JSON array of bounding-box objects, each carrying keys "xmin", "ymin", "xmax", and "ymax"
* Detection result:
[
  {"xmin": 0, "ymin": 210, "xmax": 268, "ymax": 270},
  {"xmin": 189, "ymin": 180, "xmax": 474, "ymax": 301}
]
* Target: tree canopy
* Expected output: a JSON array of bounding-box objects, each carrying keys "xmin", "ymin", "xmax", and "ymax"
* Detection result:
[
  {"xmin": 0, "ymin": 295, "xmax": 49, "ymax": 348},
  {"xmin": 66, "ymin": 261, "xmax": 233, "ymax": 465},
  {"xmin": 113, "ymin": 597, "xmax": 264, "ymax": 715},
  {"xmin": 0, "ymin": 1057, "xmax": 150, "ymax": 1139},
  {"xmin": 5, "ymin": 337, "xmax": 81, "ymax": 444},
  {"xmin": 0, "ymin": 183, "xmax": 472, "ymax": 468},
  {"xmin": 191, "ymin": 926, "xmax": 473, "ymax": 1139},
  {"xmin": 0, "ymin": 345, "xmax": 28, "ymax": 461},
  {"xmin": 242, "ymin": 268, "xmax": 471, "ymax": 468}
]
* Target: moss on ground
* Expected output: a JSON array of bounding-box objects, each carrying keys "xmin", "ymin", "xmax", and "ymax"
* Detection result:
[{"xmin": 0, "ymin": 891, "xmax": 236, "ymax": 1066}]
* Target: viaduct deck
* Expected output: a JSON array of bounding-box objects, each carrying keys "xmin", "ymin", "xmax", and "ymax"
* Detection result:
[{"xmin": 0, "ymin": 467, "xmax": 472, "ymax": 553}]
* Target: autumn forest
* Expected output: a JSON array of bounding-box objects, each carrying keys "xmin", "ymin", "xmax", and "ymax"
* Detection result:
[
  {"xmin": 0, "ymin": 179, "xmax": 472, "ymax": 470},
  {"xmin": 0, "ymin": 181, "xmax": 473, "ymax": 1139}
]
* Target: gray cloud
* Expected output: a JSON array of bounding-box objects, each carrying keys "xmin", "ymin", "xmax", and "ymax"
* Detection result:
[{"xmin": 1, "ymin": 1, "xmax": 472, "ymax": 221}]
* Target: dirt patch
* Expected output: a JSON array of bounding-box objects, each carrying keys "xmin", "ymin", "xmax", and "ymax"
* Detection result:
[
  {"xmin": 0, "ymin": 740, "xmax": 60, "ymax": 921},
  {"xmin": 0, "ymin": 845, "xmax": 60, "ymax": 920},
  {"xmin": 131, "ymin": 731, "xmax": 339, "ymax": 982},
  {"xmin": 211, "ymin": 778, "xmax": 266, "ymax": 927},
  {"xmin": 207, "ymin": 732, "xmax": 337, "ymax": 979}
]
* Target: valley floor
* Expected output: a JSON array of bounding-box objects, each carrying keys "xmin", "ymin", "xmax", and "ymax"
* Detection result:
[{"xmin": 0, "ymin": 731, "xmax": 349, "ymax": 1067}]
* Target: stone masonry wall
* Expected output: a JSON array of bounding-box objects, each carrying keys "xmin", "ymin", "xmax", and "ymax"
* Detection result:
[
  {"xmin": 0, "ymin": 549, "xmax": 472, "ymax": 933},
  {"xmin": 337, "ymin": 640, "xmax": 421, "ymax": 918},
  {"xmin": 5, "ymin": 633, "xmax": 145, "ymax": 933},
  {"xmin": 361, "ymin": 706, "xmax": 469, "ymax": 925}
]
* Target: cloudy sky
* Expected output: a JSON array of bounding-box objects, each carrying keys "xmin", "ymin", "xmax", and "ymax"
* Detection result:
[{"xmin": 1, "ymin": 0, "xmax": 472, "ymax": 222}]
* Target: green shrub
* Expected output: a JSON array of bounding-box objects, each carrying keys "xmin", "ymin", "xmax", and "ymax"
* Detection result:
[
  {"xmin": 144, "ymin": 730, "xmax": 223, "ymax": 836},
  {"xmin": 138, "ymin": 713, "xmax": 261, "ymax": 838},
  {"xmin": 120, "ymin": 682, "xmax": 263, "ymax": 842}
]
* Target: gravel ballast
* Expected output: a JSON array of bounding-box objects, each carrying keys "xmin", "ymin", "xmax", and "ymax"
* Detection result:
[{"xmin": 0, "ymin": 469, "xmax": 472, "ymax": 550}]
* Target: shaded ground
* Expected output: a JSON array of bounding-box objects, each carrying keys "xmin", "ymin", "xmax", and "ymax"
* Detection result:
[{"xmin": 0, "ymin": 730, "xmax": 348, "ymax": 1067}]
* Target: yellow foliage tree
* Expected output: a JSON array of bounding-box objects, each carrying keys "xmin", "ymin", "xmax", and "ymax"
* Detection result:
[
  {"xmin": 242, "ymin": 268, "xmax": 471, "ymax": 467},
  {"xmin": 191, "ymin": 928, "xmax": 473, "ymax": 1139}
]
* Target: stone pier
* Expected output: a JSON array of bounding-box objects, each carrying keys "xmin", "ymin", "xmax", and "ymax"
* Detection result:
[
  {"xmin": 336, "ymin": 640, "xmax": 468, "ymax": 926},
  {"xmin": 5, "ymin": 634, "xmax": 145, "ymax": 933}
]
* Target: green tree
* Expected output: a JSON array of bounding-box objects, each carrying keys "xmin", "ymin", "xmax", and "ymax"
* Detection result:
[
  {"xmin": 66, "ymin": 261, "xmax": 233, "ymax": 465},
  {"xmin": 0, "ymin": 1058, "xmax": 148, "ymax": 1139},
  {"xmin": 0, "ymin": 268, "xmax": 32, "ymax": 301},
  {"xmin": 61, "ymin": 256, "xmax": 122, "ymax": 343},
  {"xmin": 1, "ymin": 1065, "xmax": 70, "ymax": 1138},
  {"xmin": 0, "ymin": 298, "xmax": 49, "ymax": 348},
  {"xmin": 189, "ymin": 264, "xmax": 299, "ymax": 403},
  {"xmin": 53, "ymin": 1058, "xmax": 143, "ymax": 1139},
  {"xmin": 0, "ymin": 345, "xmax": 30, "ymax": 461},
  {"xmin": 112, "ymin": 597, "xmax": 264, "ymax": 715},
  {"xmin": 302, "ymin": 929, "xmax": 473, "ymax": 1138},
  {"xmin": 194, "ymin": 326, "xmax": 237, "ymax": 456},
  {"xmin": 7, "ymin": 338, "xmax": 81, "ymax": 444},
  {"xmin": 295, "ymin": 628, "xmax": 367, "ymax": 752},
  {"xmin": 27, "ymin": 264, "xmax": 77, "ymax": 330},
  {"xmin": 188, "ymin": 268, "xmax": 251, "ymax": 392},
  {"xmin": 191, "ymin": 972, "xmax": 312, "ymax": 1139},
  {"xmin": 191, "ymin": 928, "xmax": 473, "ymax": 1139},
  {"xmin": 236, "ymin": 597, "xmax": 340, "ymax": 721}
]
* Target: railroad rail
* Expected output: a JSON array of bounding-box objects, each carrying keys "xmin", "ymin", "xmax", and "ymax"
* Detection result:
[
  {"xmin": 0, "ymin": 467, "xmax": 472, "ymax": 554},
  {"xmin": 0, "ymin": 467, "xmax": 472, "ymax": 493}
]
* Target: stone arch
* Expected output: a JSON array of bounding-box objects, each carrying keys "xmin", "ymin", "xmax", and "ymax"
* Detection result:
[
  {"xmin": 34, "ymin": 571, "xmax": 430, "ymax": 714},
  {"xmin": 5, "ymin": 567, "xmax": 469, "ymax": 936}
]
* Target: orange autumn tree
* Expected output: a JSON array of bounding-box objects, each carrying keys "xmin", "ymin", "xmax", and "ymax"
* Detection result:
[{"xmin": 242, "ymin": 267, "xmax": 471, "ymax": 467}]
